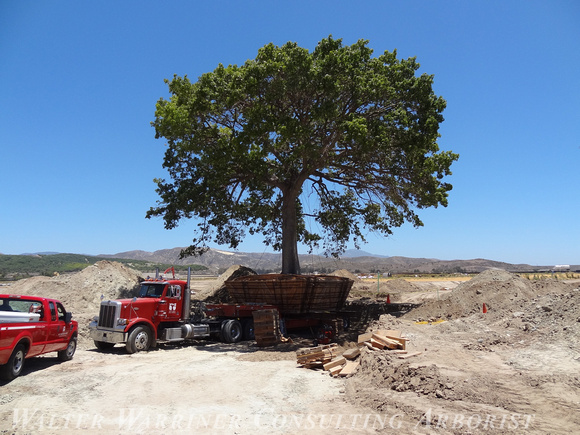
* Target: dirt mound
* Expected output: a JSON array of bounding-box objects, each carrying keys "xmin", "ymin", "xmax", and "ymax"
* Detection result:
[
  {"xmin": 381, "ymin": 278, "xmax": 422, "ymax": 294},
  {"xmin": 353, "ymin": 351, "xmax": 454, "ymax": 399},
  {"xmin": 402, "ymin": 269, "xmax": 537, "ymax": 321},
  {"xmin": 329, "ymin": 269, "xmax": 359, "ymax": 281},
  {"xmin": 7, "ymin": 260, "xmax": 141, "ymax": 313},
  {"xmin": 196, "ymin": 264, "xmax": 257, "ymax": 303},
  {"xmin": 6, "ymin": 260, "xmax": 142, "ymax": 346},
  {"xmin": 344, "ymin": 276, "xmax": 580, "ymax": 433}
]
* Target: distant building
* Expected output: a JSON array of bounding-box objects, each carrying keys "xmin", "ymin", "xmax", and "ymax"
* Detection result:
[{"xmin": 553, "ymin": 265, "xmax": 570, "ymax": 272}]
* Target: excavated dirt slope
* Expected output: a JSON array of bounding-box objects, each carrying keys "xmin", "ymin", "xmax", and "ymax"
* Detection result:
[{"xmin": 346, "ymin": 270, "xmax": 580, "ymax": 434}]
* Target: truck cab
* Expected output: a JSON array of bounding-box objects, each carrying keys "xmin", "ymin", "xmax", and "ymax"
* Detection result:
[{"xmin": 89, "ymin": 277, "xmax": 210, "ymax": 353}]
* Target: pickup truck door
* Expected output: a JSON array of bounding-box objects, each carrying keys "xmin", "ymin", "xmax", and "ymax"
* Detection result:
[
  {"xmin": 0, "ymin": 299, "xmax": 47, "ymax": 358},
  {"xmin": 45, "ymin": 302, "xmax": 71, "ymax": 352}
]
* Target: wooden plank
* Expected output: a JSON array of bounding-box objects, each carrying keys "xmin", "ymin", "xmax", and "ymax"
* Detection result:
[
  {"xmin": 323, "ymin": 357, "xmax": 346, "ymax": 371},
  {"xmin": 372, "ymin": 333, "xmax": 402, "ymax": 349},
  {"xmin": 302, "ymin": 361, "xmax": 324, "ymax": 368},
  {"xmin": 392, "ymin": 349, "xmax": 408, "ymax": 355},
  {"xmin": 297, "ymin": 346, "xmax": 339, "ymax": 366},
  {"xmin": 357, "ymin": 332, "xmax": 373, "ymax": 343},
  {"xmin": 328, "ymin": 365, "xmax": 343, "ymax": 377},
  {"xmin": 363, "ymin": 342, "xmax": 375, "ymax": 350},
  {"xmin": 338, "ymin": 360, "xmax": 360, "ymax": 377},
  {"xmin": 296, "ymin": 343, "xmax": 337, "ymax": 356},
  {"xmin": 379, "ymin": 334, "xmax": 408, "ymax": 350},
  {"xmin": 398, "ymin": 351, "xmax": 422, "ymax": 359},
  {"xmin": 370, "ymin": 338, "xmax": 386, "ymax": 349},
  {"xmin": 374, "ymin": 329, "xmax": 402, "ymax": 338},
  {"xmin": 342, "ymin": 347, "xmax": 360, "ymax": 360}
]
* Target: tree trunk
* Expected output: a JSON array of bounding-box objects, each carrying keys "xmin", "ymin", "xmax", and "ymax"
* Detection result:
[{"xmin": 280, "ymin": 192, "xmax": 300, "ymax": 275}]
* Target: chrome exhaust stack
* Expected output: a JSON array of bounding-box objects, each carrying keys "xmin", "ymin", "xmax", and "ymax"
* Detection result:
[{"xmin": 182, "ymin": 267, "xmax": 191, "ymax": 321}]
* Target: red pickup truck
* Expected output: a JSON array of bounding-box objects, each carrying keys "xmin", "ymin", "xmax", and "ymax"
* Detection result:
[{"xmin": 0, "ymin": 294, "xmax": 78, "ymax": 381}]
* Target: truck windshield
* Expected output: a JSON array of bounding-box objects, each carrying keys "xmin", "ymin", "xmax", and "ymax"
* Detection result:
[{"xmin": 139, "ymin": 283, "xmax": 165, "ymax": 298}]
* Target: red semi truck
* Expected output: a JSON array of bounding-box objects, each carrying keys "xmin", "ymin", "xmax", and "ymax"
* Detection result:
[
  {"xmin": 0, "ymin": 295, "xmax": 78, "ymax": 380},
  {"xmin": 89, "ymin": 270, "xmax": 348, "ymax": 353},
  {"xmin": 89, "ymin": 273, "xmax": 255, "ymax": 352}
]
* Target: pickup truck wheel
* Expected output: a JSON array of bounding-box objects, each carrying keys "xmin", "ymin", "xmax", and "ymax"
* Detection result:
[
  {"xmin": 58, "ymin": 336, "xmax": 77, "ymax": 362},
  {"xmin": 222, "ymin": 320, "xmax": 243, "ymax": 343},
  {"xmin": 0, "ymin": 344, "xmax": 26, "ymax": 381},
  {"xmin": 94, "ymin": 341, "xmax": 115, "ymax": 350},
  {"xmin": 126, "ymin": 326, "xmax": 151, "ymax": 354}
]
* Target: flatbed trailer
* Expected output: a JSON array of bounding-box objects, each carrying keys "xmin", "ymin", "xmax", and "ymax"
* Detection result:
[{"xmin": 201, "ymin": 302, "xmax": 351, "ymax": 344}]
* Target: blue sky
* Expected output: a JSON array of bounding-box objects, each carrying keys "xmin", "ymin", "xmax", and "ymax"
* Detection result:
[{"xmin": 1, "ymin": 1, "xmax": 579, "ymax": 266}]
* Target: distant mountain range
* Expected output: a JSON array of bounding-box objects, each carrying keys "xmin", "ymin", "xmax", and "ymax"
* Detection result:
[{"xmin": 97, "ymin": 247, "xmax": 568, "ymax": 275}]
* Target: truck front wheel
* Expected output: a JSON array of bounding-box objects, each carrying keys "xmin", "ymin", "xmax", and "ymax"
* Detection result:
[
  {"xmin": 58, "ymin": 336, "xmax": 77, "ymax": 362},
  {"xmin": 0, "ymin": 344, "xmax": 26, "ymax": 381},
  {"xmin": 126, "ymin": 326, "xmax": 152, "ymax": 354}
]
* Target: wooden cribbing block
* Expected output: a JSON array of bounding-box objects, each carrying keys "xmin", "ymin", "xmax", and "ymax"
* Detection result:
[
  {"xmin": 328, "ymin": 365, "xmax": 343, "ymax": 377},
  {"xmin": 363, "ymin": 342, "xmax": 375, "ymax": 351},
  {"xmin": 253, "ymin": 309, "xmax": 281, "ymax": 347},
  {"xmin": 296, "ymin": 344, "xmax": 338, "ymax": 366},
  {"xmin": 296, "ymin": 343, "xmax": 337, "ymax": 356},
  {"xmin": 303, "ymin": 361, "xmax": 324, "ymax": 369},
  {"xmin": 342, "ymin": 347, "xmax": 360, "ymax": 360},
  {"xmin": 372, "ymin": 333, "xmax": 403, "ymax": 350},
  {"xmin": 371, "ymin": 338, "xmax": 386, "ymax": 349},
  {"xmin": 374, "ymin": 329, "xmax": 402, "ymax": 338},
  {"xmin": 323, "ymin": 357, "xmax": 346, "ymax": 371},
  {"xmin": 338, "ymin": 360, "xmax": 360, "ymax": 377},
  {"xmin": 368, "ymin": 330, "xmax": 408, "ymax": 346},
  {"xmin": 375, "ymin": 332, "xmax": 408, "ymax": 350},
  {"xmin": 357, "ymin": 332, "xmax": 373, "ymax": 344}
]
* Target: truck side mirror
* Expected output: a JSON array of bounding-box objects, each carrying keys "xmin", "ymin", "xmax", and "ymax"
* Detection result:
[{"xmin": 64, "ymin": 312, "xmax": 72, "ymax": 323}]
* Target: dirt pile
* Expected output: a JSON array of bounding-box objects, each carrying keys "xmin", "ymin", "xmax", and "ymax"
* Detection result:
[
  {"xmin": 379, "ymin": 278, "xmax": 423, "ymax": 302},
  {"xmin": 382, "ymin": 278, "xmax": 422, "ymax": 293},
  {"xmin": 344, "ymin": 270, "xmax": 580, "ymax": 433},
  {"xmin": 403, "ymin": 269, "xmax": 553, "ymax": 321},
  {"xmin": 6, "ymin": 261, "xmax": 142, "ymax": 345},
  {"xmin": 329, "ymin": 269, "xmax": 359, "ymax": 281},
  {"xmin": 195, "ymin": 264, "xmax": 257, "ymax": 302},
  {"xmin": 7, "ymin": 260, "xmax": 141, "ymax": 313},
  {"xmin": 355, "ymin": 351, "xmax": 454, "ymax": 400}
]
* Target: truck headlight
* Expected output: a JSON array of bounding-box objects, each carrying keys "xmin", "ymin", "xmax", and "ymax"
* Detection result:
[{"xmin": 117, "ymin": 318, "xmax": 128, "ymax": 326}]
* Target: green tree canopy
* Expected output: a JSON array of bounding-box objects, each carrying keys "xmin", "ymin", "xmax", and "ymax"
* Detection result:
[{"xmin": 147, "ymin": 36, "xmax": 458, "ymax": 274}]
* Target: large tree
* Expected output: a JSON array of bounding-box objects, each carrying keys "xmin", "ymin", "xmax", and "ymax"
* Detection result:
[{"xmin": 147, "ymin": 36, "xmax": 458, "ymax": 275}]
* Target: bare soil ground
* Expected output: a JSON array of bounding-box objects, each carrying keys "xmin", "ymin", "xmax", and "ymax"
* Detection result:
[{"xmin": 1, "ymin": 263, "xmax": 579, "ymax": 434}]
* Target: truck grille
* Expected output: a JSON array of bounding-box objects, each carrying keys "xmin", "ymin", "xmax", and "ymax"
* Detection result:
[{"xmin": 98, "ymin": 302, "xmax": 120, "ymax": 328}]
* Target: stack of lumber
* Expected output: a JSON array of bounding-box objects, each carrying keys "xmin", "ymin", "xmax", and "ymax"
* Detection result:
[
  {"xmin": 323, "ymin": 350, "xmax": 360, "ymax": 377},
  {"xmin": 358, "ymin": 329, "xmax": 422, "ymax": 359},
  {"xmin": 252, "ymin": 309, "xmax": 282, "ymax": 347},
  {"xmin": 296, "ymin": 343, "xmax": 360, "ymax": 377},
  {"xmin": 296, "ymin": 329, "xmax": 419, "ymax": 377},
  {"xmin": 296, "ymin": 343, "xmax": 339, "ymax": 368},
  {"xmin": 358, "ymin": 329, "xmax": 408, "ymax": 351}
]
